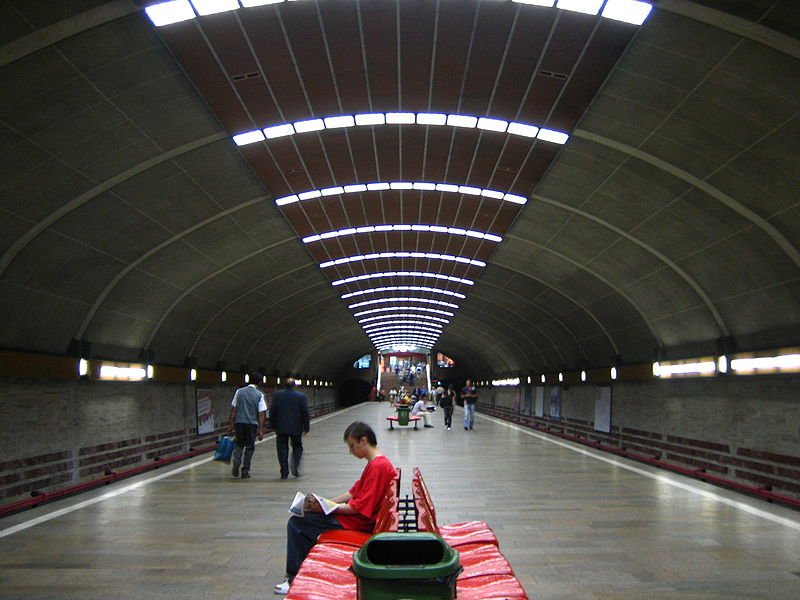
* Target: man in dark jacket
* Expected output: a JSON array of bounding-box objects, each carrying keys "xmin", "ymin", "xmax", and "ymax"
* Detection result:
[{"xmin": 270, "ymin": 378, "xmax": 310, "ymax": 479}]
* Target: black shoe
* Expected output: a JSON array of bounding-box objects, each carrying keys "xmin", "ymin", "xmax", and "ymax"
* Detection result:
[
  {"xmin": 464, "ymin": 427, "xmax": 468, "ymax": 430},
  {"xmin": 280, "ymin": 474, "xmax": 288, "ymax": 480},
  {"xmin": 424, "ymin": 424, "xmax": 434, "ymax": 428},
  {"xmin": 241, "ymin": 470, "xmax": 250, "ymax": 479},
  {"xmin": 469, "ymin": 426, "xmax": 473, "ymax": 430},
  {"xmin": 231, "ymin": 460, "xmax": 241, "ymax": 478},
  {"xmin": 291, "ymin": 466, "xmax": 300, "ymax": 477}
]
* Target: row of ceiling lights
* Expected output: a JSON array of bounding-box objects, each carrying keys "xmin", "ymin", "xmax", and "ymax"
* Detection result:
[
  {"xmin": 146, "ymin": 0, "xmax": 653, "ymax": 28},
  {"xmin": 234, "ymin": 112, "xmax": 569, "ymax": 148},
  {"xmin": 145, "ymin": 0, "xmax": 649, "ymax": 354}
]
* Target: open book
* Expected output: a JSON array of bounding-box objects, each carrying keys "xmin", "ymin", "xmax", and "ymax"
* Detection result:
[{"xmin": 288, "ymin": 491, "xmax": 339, "ymax": 517}]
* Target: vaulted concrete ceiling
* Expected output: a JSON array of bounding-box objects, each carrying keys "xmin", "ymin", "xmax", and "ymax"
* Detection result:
[{"xmin": 1, "ymin": 0, "xmax": 798, "ymax": 379}]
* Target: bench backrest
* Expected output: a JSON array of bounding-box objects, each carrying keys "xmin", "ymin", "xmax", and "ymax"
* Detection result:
[
  {"xmin": 411, "ymin": 467, "xmax": 440, "ymax": 533},
  {"xmin": 372, "ymin": 467, "xmax": 402, "ymax": 533}
]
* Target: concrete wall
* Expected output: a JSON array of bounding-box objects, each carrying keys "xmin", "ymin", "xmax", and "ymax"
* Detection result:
[
  {"xmin": 0, "ymin": 378, "xmax": 336, "ymax": 502},
  {"xmin": 485, "ymin": 374, "xmax": 800, "ymax": 499}
]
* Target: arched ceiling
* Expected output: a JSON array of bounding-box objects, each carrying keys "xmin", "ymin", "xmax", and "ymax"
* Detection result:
[{"xmin": 0, "ymin": 0, "xmax": 798, "ymax": 379}]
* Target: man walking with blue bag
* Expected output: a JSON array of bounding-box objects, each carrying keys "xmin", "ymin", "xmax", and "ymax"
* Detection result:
[{"xmin": 227, "ymin": 373, "xmax": 267, "ymax": 480}]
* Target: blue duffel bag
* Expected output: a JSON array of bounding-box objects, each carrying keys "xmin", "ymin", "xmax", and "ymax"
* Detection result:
[{"xmin": 214, "ymin": 435, "xmax": 234, "ymax": 463}]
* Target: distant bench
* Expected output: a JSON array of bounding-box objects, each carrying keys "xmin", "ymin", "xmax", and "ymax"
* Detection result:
[{"xmin": 386, "ymin": 414, "xmax": 421, "ymax": 429}]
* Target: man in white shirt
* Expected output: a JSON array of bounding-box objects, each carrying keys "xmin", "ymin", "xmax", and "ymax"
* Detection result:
[
  {"xmin": 411, "ymin": 395, "xmax": 433, "ymax": 428},
  {"xmin": 227, "ymin": 373, "xmax": 267, "ymax": 479}
]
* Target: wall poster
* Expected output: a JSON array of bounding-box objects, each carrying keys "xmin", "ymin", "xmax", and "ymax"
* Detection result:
[
  {"xmin": 196, "ymin": 387, "xmax": 215, "ymax": 435},
  {"xmin": 594, "ymin": 386, "xmax": 612, "ymax": 433},
  {"xmin": 534, "ymin": 386, "xmax": 544, "ymax": 417}
]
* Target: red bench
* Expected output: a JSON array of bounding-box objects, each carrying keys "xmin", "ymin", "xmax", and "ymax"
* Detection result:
[
  {"xmin": 386, "ymin": 414, "xmax": 421, "ymax": 429},
  {"xmin": 286, "ymin": 467, "xmax": 528, "ymax": 599},
  {"xmin": 412, "ymin": 467, "xmax": 528, "ymax": 599}
]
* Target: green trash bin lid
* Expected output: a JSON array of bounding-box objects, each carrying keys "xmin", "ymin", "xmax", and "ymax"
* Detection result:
[{"xmin": 352, "ymin": 532, "xmax": 460, "ymax": 580}]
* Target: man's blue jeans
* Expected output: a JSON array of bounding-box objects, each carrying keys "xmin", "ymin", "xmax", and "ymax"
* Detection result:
[
  {"xmin": 286, "ymin": 512, "xmax": 342, "ymax": 579},
  {"xmin": 464, "ymin": 402, "xmax": 476, "ymax": 429}
]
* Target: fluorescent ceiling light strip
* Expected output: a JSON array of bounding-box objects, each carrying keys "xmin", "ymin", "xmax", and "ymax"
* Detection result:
[
  {"xmin": 364, "ymin": 320, "xmax": 444, "ymax": 330},
  {"xmin": 731, "ymin": 354, "xmax": 800, "ymax": 372},
  {"xmin": 145, "ymin": 0, "xmax": 196, "ymax": 26},
  {"xmin": 359, "ymin": 314, "xmax": 449, "ymax": 324},
  {"xmin": 371, "ymin": 336, "xmax": 439, "ymax": 344},
  {"xmin": 233, "ymin": 130, "xmax": 265, "ymax": 146},
  {"xmin": 348, "ymin": 297, "xmax": 459, "ymax": 309},
  {"xmin": 365, "ymin": 325, "xmax": 444, "ymax": 335},
  {"xmin": 320, "ymin": 253, "xmax": 485, "ymax": 269},
  {"xmin": 353, "ymin": 307, "xmax": 454, "ymax": 317},
  {"xmin": 264, "ymin": 123, "xmax": 295, "ymax": 139},
  {"xmin": 341, "ymin": 286, "xmax": 466, "ymax": 300},
  {"xmin": 152, "ymin": 1, "xmax": 652, "ymax": 27},
  {"xmin": 274, "ymin": 180, "xmax": 526, "ymax": 206},
  {"xmin": 305, "ymin": 224, "xmax": 501, "ymax": 244},
  {"xmin": 332, "ymin": 272, "xmax": 473, "ymax": 287},
  {"xmin": 234, "ymin": 113, "xmax": 567, "ymax": 149},
  {"xmin": 601, "ymin": 0, "xmax": 652, "ymax": 25}
]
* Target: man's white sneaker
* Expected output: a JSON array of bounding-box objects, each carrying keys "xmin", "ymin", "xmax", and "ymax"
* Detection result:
[{"xmin": 274, "ymin": 580, "xmax": 290, "ymax": 595}]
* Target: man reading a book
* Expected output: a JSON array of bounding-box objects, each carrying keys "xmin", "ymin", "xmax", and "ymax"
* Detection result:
[{"xmin": 274, "ymin": 421, "xmax": 396, "ymax": 595}]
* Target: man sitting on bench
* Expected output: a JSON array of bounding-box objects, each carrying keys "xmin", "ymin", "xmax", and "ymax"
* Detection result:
[
  {"xmin": 273, "ymin": 421, "xmax": 397, "ymax": 595},
  {"xmin": 411, "ymin": 395, "xmax": 434, "ymax": 428}
]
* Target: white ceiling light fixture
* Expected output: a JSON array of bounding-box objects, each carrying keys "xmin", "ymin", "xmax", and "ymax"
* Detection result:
[
  {"xmin": 190, "ymin": 0, "xmax": 238, "ymax": 16},
  {"xmin": 342, "ymin": 286, "xmax": 466, "ymax": 300},
  {"xmin": 275, "ymin": 181, "xmax": 527, "ymax": 206},
  {"xmin": 556, "ymin": 0, "xmax": 604, "ymax": 15},
  {"xmin": 416, "ymin": 113, "xmax": 447, "ymax": 126},
  {"xmin": 355, "ymin": 113, "xmax": 386, "ymax": 125},
  {"xmin": 513, "ymin": 0, "xmax": 555, "ymax": 6},
  {"xmin": 233, "ymin": 130, "xmax": 266, "ymax": 146},
  {"xmin": 537, "ymin": 128, "xmax": 570, "ymax": 144},
  {"xmin": 145, "ymin": 0, "xmax": 196, "ymax": 26},
  {"xmin": 303, "ymin": 224, "xmax": 502, "ymax": 244},
  {"xmin": 386, "ymin": 112, "xmax": 416, "ymax": 124},
  {"xmin": 320, "ymin": 252, "xmax": 486, "ymax": 269},
  {"xmin": 354, "ymin": 306, "xmax": 454, "ymax": 318},
  {"xmin": 601, "ymin": 0, "xmax": 653, "ymax": 25},
  {"xmin": 332, "ymin": 271, "xmax": 472, "ymax": 287},
  {"xmin": 447, "ymin": 114, "xmax": 478, "ymax": 128},
  {"xmin": 507, "ymin": 122, "xmax": 539, "ymax": 138},
  {"xmin": 263, "ymin": 123, "xmax": 295, "ymax": 139},
  {"xmin": 293, "ymin": 118, "xmax": 325, "ymax": 133},
  {"xmin": 324, "ymin": 115, "xmax": 356, "ymax": 129},
  {"xmin": 359, "ymin": 314, "xmax": 450, "ymax": 324},
  {"xmin": 348, "ymin": 297, "xmax": 459, "ymax": 309},
  {"xmin": 477, "ymin": 117, "xmax": 509, "ymax": 132}
]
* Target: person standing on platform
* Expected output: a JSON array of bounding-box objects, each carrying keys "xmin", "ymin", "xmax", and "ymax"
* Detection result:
[
  {"xmin": 227, "ymin": 373, "xmax": 267, "ymax": 480},
  {"xmin": 441, "ymin": 384, "xmax": 455, "ymax": 430},
  {"xmin": 270, "ymin": 378, "xmax": 310, "ymax": 479},
  {"xmin": 462, "ymin": 378, "xmax": 478, "ymax": 431},
  {"xmin": 274, "ymin": 421, "xmax": 397, "ymax": 595}
]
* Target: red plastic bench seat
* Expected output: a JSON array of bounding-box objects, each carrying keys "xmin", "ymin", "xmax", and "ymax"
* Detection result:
[{"xmin": 386, "ymin": 415, "xmax": 421, "ymax": 429}]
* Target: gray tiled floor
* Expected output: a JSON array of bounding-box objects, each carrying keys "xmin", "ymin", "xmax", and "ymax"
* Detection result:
[{"xmin": 1, "ymin": 403, "xmax": 799, "ymax": 599}]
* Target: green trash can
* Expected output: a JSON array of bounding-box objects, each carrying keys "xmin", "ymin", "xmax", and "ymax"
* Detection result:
[
  {"xmin": 396, "ymin": 405, "xmax": 410, "ymax": 426},
  {"xmin": 352, "ymin": 532, "xmax": 461, "ymax": 600}
]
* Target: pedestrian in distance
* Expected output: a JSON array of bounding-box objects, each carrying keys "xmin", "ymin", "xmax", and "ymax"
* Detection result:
[
  {"xmin": 462, "ymin": 378, "xmax": 478, "ymax": 430},
  {"xmin": 441, "ymin": 384, "xmax": 456, "ymax": 430},
  {"xmin": 270, "ymin": 377, "xmax": 310, "ymax": 479},
  {"xmin": 227, "ymin": 373, "xmax": 267, "ymax": 479}
]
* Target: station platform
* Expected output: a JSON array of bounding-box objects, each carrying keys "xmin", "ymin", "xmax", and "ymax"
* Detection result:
[{"xmin": 1, "ymin": 402, "xmax": 799, "ymax": 600}]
